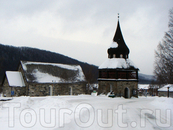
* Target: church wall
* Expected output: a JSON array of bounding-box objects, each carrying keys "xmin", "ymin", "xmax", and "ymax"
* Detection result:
[
  {"xmin": 98, "ymin": 80, "xmax": 138, "ymax": 98},
  {"xmin": 28, "ymin": 83, "xmax": 86, "ymax": 96},
  {"xmin": 3, "ymin": 81, "xmax": 86, "ymax": 97}
]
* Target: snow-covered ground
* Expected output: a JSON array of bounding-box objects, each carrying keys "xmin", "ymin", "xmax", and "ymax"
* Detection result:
[{"xmin": 0, "ymin": 95, "xmax": 172, "ymax": 130}]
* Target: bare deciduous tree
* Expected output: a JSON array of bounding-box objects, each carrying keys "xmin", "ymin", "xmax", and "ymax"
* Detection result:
[{"xmin": 154, "ymin": 8, "xmax": 173, "ymax": 84}]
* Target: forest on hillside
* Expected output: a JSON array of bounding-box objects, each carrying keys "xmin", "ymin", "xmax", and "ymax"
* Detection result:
[{"xmin": 0, "ymin": 44, "xmax": 98, "ymax": 84}]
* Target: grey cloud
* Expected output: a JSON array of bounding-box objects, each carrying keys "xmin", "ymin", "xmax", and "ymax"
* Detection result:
[
  {"xmin": 0, "ymin": 0, "xmax": 56, "ymax": 19},
  {"xmin": 0, "ymin": 0, "xmax": 173, "ymax": 75}
]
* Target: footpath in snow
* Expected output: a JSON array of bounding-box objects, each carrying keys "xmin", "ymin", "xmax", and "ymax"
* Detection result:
[{"xmin": 0, "ymin": 95, "xmax": 172, "ymax": 130}]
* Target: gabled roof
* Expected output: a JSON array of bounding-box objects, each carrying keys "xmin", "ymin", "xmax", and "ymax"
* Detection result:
[
  {"xmin": 6, "ymin": 71, "xmax": 25, "ymax": 87},
  {"xmin": 20, "ymin": 61, "xmax": 86, "ymax": 83}
]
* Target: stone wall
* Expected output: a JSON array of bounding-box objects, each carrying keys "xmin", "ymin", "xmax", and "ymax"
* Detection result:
[
  {"xmin": 3, "ymin": 77, "xmax": 26, "ymax": 97},
  {"xmin": 3, "ymin": 77, "xmax": 86, "ymax": 97},
  {"xmin": 28, "ymin": 83, "xmax": 86, "ymax": 96},
  {"xmin": 98, "ymin": 80, "xmax": 138, "ymax": 98},
  {"xmin": 3, "ymin": 78, "xmax": 12, "ymax": 97}
]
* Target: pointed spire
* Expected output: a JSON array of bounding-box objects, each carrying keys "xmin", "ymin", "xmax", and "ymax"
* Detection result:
[
  {"xmin": 108, "ymin": 15, "xmax": 130, "ymax": 59},
  {"xmin": 113, "ymin": 19, "xmax": 122, "ymax": 42}
]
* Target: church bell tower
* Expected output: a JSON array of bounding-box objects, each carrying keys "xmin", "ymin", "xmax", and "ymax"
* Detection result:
[{"xmin": 98, "ymin": 14, "xmax": 139, "ymax": 98}]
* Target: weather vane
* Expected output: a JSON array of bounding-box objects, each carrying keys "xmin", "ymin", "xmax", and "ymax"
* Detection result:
[{"xmin": 118, "ymin": 13, "xmax": 119, "ymax": 19}]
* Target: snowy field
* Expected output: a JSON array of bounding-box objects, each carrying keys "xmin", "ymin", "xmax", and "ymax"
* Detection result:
[{"xmin": 0, "ymin": 95, "xmax": 172, "ymax": 130}]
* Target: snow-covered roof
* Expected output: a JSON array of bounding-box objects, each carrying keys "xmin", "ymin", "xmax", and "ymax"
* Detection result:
[
  {"xmin": 99, "ymin": 58, "xmax": 138, "ymax": 70},
  {"xmin": 138, "ymin": 84, "xmax": 149, "ymax": 90},
  {"xmin": 6, "ymin": 71, "xmax": 25, "ymax": 87},
  {"xmin": 21, "ymin": 61, "xmax": 86, "ymax": 83},
  {"xmin": 158, "ymin": 84, "xmax": 173, "ymax": 92}
]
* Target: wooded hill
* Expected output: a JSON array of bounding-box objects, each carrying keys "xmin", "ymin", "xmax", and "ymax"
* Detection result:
[{"xmin": 0, "ymin": 44, "xmax": 98, "ymax": 85}]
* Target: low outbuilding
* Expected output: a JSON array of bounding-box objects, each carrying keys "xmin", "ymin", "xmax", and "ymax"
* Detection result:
[{"xmin": 158, "ymin": 84, "xmax": 173, "ymax": 97}]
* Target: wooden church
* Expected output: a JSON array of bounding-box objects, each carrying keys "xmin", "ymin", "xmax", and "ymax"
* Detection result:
[{"xmin": 98, "ymin": 15, "xmax": 139, "ymax": 98}]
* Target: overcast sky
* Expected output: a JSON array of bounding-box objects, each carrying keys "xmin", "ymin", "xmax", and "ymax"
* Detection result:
[{"xmin": 0, "ymin": 0, "xmax": 173, "ymax": 75}]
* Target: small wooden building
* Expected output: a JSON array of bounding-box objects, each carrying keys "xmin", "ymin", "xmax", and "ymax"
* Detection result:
[
  {"xmin": 3, "ymin": 61, "xmax": 87, "ymax": 97},
  {"xmin": 98, "ymin": 16, "xmax": 139, "ymax": 98}
]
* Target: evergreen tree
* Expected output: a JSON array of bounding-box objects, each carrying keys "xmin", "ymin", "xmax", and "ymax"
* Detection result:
[{"xmin": 154, "ymin": 8, "xmax": 173, "ymax": 84}]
